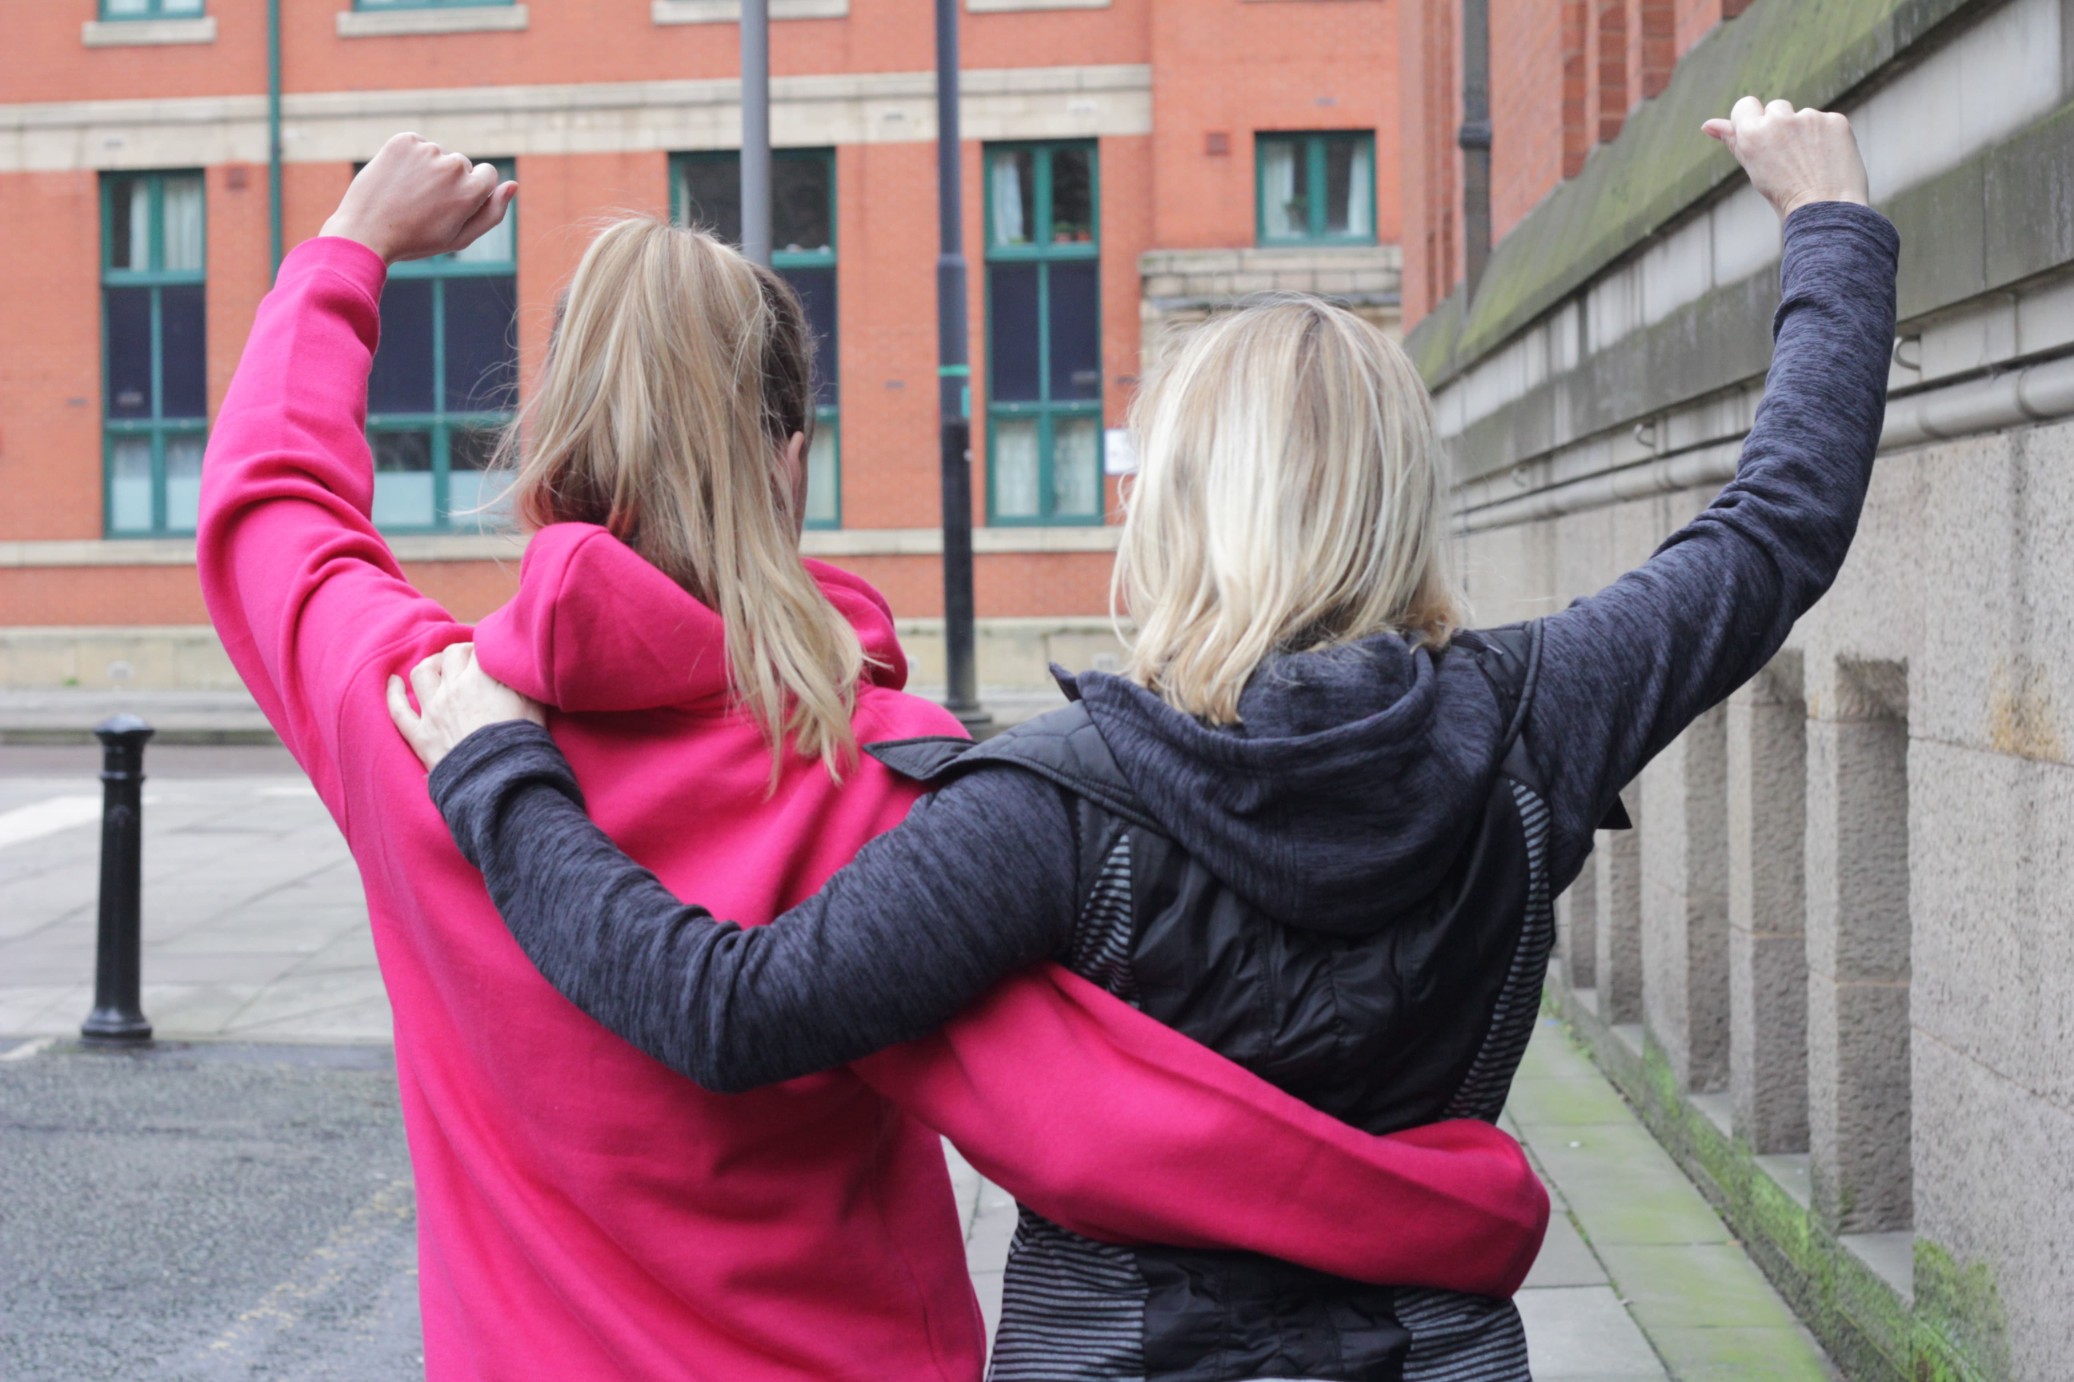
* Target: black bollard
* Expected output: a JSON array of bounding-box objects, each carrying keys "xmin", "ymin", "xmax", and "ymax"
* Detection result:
[{"xmin": 80, "ymin": 714, "xmax": 154, "ymax": 1044}]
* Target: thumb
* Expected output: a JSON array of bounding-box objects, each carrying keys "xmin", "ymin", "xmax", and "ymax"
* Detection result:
[{"xmin": 1701, "ymin": 119, "xmax": 1734, "ymax": 144}]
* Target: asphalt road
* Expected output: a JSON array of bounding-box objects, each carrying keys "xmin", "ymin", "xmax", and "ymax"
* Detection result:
[{"xmin": 0, "ymin": 1038, "xmax": 422, "ymax": 1381}]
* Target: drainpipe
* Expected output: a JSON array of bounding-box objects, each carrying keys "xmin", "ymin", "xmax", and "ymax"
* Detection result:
[
  {"xmin": 267, "ymin": 0, "xmax": 282, "ymax": 277},
  {"xmin": 1458, "ymin": 0, "xmax": 1493, "ymax": 297}
]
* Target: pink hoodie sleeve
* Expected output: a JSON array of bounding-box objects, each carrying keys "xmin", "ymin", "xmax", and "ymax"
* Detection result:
[
  {"xmin": 198, "ymin": 238, "xmax": 460, "ymax": 813},
  {"xmin": 850, "ymin": 964, "xmax": 1550, "ymax": 1297}
]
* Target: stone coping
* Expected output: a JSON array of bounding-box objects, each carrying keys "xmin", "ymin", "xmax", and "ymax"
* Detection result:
[
  {"xmin": 336, "ymin": 4, "xmax": 530, "ymax": 38},
  {"xmin": 651, "ymin": 0, "xmax": 847, "ymax": 21},
  {"xmin": 80, "ymin": 16, "xmax": 216, "ymax": 45}
]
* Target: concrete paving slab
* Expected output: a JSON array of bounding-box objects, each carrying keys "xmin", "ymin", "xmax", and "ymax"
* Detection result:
[
  {"xmin": 1595, "ymin": 1242, "xmax": 1815, "ymax": 1330},
  {"xmin": 1522, "ymin": 1209, "xmax": 1607, "ymax": 1289},
  {"xmin": 1516, "ymin": 1285, "xmax": 1667, "ymax": 1379},
  {"xmin": 1640, "ymin": 1325, "xmax": 1836, "ymax": 1380},
  {"xmin": 1525, "ymin": 1125, "xmax": 1739, "ymax": 1246}
]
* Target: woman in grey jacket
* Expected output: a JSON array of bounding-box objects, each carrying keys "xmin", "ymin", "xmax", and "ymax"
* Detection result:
[{"xmin": 393, "ymin": 97, "xmax": 1894, "ymax": 1381}]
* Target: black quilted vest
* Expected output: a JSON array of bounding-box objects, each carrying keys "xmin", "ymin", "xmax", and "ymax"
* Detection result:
[{"xmin": 870, "ymin": 625, "xmax": 1551, "ymax": 1382}]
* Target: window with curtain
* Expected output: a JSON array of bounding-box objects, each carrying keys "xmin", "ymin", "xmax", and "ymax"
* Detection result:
[
  {"xmin": 984, "ymin": 141, "xmax": 1103, "ymax": 526},
  {"xmin": 103, "ymin": 171, "xmax": 207, "ymax": 537},
  {"xmin": 673, "ymin": 149, "xmax": 841, "ymax": 529},
  {"xmin": 364, "ymin": 160, "xmax": 518, "ymax": 532},
  {"xmin": 1256, "ymin": 132, "xmax": 1377, "ymax": 246}
]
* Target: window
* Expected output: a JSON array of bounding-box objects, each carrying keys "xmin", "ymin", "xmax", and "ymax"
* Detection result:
[
  {"xmin": 672, "ymin": 149, "xmax": 841, "ymax": 528},
  {"xmin": 365, "ymin": 160, "xmax": 517, "ymax": 531},
  {"xmin": 354, "ymin": 0, "xmax": 512, "ymax": 9},
  {"xmin": 100, "ymin": 0, "xmax": 205, "ymax": 16},
  {"xmin": 1256, "ymin": 132, "xmax": 1376, "ymax": 245},
  {"xmin": 984, "ymin": 141, "xmax": 1102, "ymax": 526},
  {"xmin": 103, "ymin": 172, "xmax": 206, "ymax": 537}
]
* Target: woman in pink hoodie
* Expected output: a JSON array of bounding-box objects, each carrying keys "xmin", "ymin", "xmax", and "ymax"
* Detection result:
[{"xmin": 199, "ymin": 136, "xmax": 1546, "ymax": 1380}]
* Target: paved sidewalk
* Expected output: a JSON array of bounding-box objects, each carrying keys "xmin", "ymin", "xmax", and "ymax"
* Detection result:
[{"xmin": 0, "ymin": 750, "xmax": 1836, "ymax": 1378}]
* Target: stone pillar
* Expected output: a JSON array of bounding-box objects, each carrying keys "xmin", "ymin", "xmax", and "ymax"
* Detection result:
[
  {"xmin": 1805, "ymin": 659, "xmax": 1913, "ymax": 1234},
  {"xmin": 1593, "ymin": 792, "xmax": 1644, "ymax": 1024},
  {"xmin": 1559, "ymin": 851, "xmax": 1598, "ymax": 991},
  {"xmin": 1728, "ymin": 654, "xmax": 1810, "ymax": 1154},
  {"xmin": 1641, "ymin": 705, "xmax": 1730, "ymax": 1092}
]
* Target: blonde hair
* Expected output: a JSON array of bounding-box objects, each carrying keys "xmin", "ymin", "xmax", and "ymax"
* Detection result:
[
  {"xmin": 500, "ymin": 217, "xmax": 865, "ymax": 778},
  {"xmin": 1115, "ymin": 295, "xmax": 1466, "ymax": 724}
]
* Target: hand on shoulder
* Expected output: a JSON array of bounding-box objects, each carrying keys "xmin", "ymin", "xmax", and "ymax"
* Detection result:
[{"xmin": 388, "ymin": 642, "xmax": 546, "ymax": 774}]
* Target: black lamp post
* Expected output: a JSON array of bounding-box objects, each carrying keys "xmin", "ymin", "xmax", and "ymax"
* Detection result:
[{"xmin": 934, "ymin": 0, "xmax": 992, "ymax": 735}]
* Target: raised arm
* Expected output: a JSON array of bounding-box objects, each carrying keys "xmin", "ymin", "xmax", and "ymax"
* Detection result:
[
  {"xmin": 197, "ymin": 136, "xmax": 516, "ymax": 806},
  {"xmin": 407, "ymin": 713, "xmax": 1545, "ymax": 1295},
  {"xmin": 1521, "ymin": 102, "xmax": 1898, "ymax": 878}
]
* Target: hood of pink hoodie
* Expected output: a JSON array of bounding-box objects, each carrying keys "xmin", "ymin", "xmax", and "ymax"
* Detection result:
[{"xmin": 470, "ymin": 523, "xmax": 910, "ymax": 713}]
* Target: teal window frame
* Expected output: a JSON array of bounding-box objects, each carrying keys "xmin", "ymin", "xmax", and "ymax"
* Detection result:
[
  {"xmin": 1254, "ymin": 131, "xmax": 1378, "ymax": 247},
  {"xmin": 983, "ymin": 139, "xmax": 1104, "ymax": 528},
  {"xmin": 99, "ymin": 0, "xmax": 207, "ymax": 18},
  {"xmin": 102, "ymin": 170, "xmax": 207, "ymax": 538},
  {"xmin": 364, "ymin": 159, "xmax": 518, "ymax": 534},
  {"xmin": 670, "ymin": 148, "xmax": 842, "ymax": 530}
]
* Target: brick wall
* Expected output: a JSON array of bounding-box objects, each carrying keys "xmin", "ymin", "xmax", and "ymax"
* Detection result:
[{"xmin": 1402, "ymin": 0, "xmax": 1749, "ymax": 330}]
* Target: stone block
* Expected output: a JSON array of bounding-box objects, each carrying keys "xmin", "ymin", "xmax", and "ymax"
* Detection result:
[
  {"xmin": 1594, "ymin": 808, "xmax": 1645, "ymax": 1025},
  {"xmin": 1558, "ymin": 863, "xmax": 1597, "ymax": 990},
  {"xmin": 1727, "ymin": 657, "xmax": 1807, "ymax": 940},
  {"xmin": 1639, "ymin": 708, "xmax": 1730, "ymax": 1093},
  {"xmin": 1804, "ymin": 710, "xmax": 1912, "ymax": 983},
  {"xmin": 1909, "ymin": 739, "xmax": 2074, "ymax": 1108},
  {"xmin": 1913, "ymin": 1035, "xmax": 2074, "ymax": 1381},
  {"xmin": 1916, "ymin": 421, "xmax": 2074, "ymax": 764},
  {"xmin": 1807, "ymin": 975, "xmax": 1912, "ymax": 1234},
  {"xmin": 1730, "ymin": 925, "xmax": 1809, "ymax": 1155}
]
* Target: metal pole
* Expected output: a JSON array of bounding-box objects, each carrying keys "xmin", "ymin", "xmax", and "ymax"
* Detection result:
[
  {"xmin": 80, "ymin": 715, "xmax": 154, "ymax": 1044},
  {"xmin": 740, "ymin": 0, "xmax": 772, "ymax": 267},
  {"xmin": 934, "ymin": 0, "xmax": 990, "ymax": 735},
  {"xmin": 1457, "ymin": 0, "xmax": 1493, "ymax": 296},
  {"xmin": 267, "ymin": 0, "xmax": 283, "ymax": 277}
]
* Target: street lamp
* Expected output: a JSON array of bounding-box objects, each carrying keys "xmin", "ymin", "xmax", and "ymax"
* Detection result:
[{"xmin": 741, "ymin": 0, "xmax": 771, "ymax": 268}]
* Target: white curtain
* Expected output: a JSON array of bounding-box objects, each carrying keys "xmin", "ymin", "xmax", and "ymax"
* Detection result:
[
  {"xmin": 1051, "ymin": 418, "xmax": 1100, "ymax": 519},
  {"xmin": 122, "ymin": 184, "xmax": 151, "ymax": 272},
  {"xmin": 1345, "ymin": 147, "xmax": 1373, "ymax": 238},
  {"xmin": 1262, "ymin": 141, "xmax": 1299, "ymax": 238},
  {"xmin": 161, "ymin": 177, "xmax": 203, "ymax": 273},
  {"xmin": 992, "ymin": 420, "xmax": 1040, "ymax": 518},
  {"xmin": 454, "ymin": 207, "xmax": 513, "ymax": 264},
  {"xmin": 991, "ymin": 156, "xmax": 1027, "ymax": 246}
]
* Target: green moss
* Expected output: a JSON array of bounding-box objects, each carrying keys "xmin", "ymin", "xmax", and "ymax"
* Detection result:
[
  {"xmin": 1541, "ymin": 980, "xmax": 2019, "ymax": 1382},
  {"xmin": 1912, "ymin": 1240, "xmax": 2010, "ymax": 1382},
  {"xmin": 1409, "ymin": 0, "xmax": 1981, "ymax": 387}
]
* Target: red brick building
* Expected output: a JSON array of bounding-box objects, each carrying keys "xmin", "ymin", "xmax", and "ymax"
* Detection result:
[
  {"xmin": 1397, "ymin": 0, "xmax": 1750, "ymax": 328},
  {"xmin": 0, "ymin": 0, "xmax": 1403, "ymax": 691}
]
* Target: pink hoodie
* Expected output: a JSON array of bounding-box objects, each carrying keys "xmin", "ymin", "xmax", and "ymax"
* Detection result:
[{"xmin": 199, "ymin": 238, "xmax": 1547, "ymax": 1380}]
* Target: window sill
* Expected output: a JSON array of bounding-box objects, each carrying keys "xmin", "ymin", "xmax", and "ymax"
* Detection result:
[
  {"xmin": 337, "ymin": 5, "xmax": 528, "ymax": 38},
  {"xmin": 967, "ymin": 0, "xmax": 1109, "ymax": 9},
  {"xmin": 652, "ymin": 0, "xmax": 846, "ymax": 22},
  {"xmin": 82, "ymin": 16, "xmax": 217, "ymax": 46}
]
